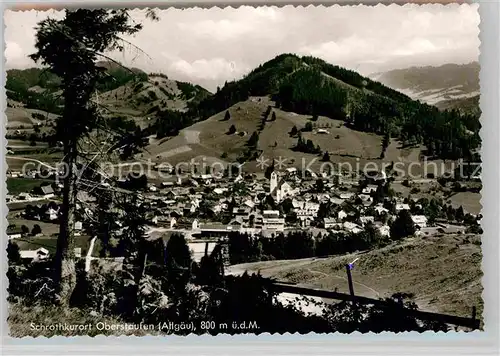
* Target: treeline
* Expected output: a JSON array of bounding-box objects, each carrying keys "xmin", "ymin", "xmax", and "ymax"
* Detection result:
[
  {"xmin": 228, "ymin": 227, "xmax": 391, "ymax": 265},
  {"xmin": 176, "ymin": 81, "xmax": 210, "ymax": 101},
  {"xmin": 301, "ymin": 55, "xmax": 413, "ymax": 103},
  {"xmin": 146, "ymin": 109, "xmax": 195, "ymax": 138},
  {"xmin": 275, "ymin": 67, "xmax": 347, "ymax": 120},
  {"xmin": 96, "ymin": 66, "xmax": 148, "ymax": 92},
  {"xmin": 7, "ymin": 89, "xmax": 64, "ymax": 115}
]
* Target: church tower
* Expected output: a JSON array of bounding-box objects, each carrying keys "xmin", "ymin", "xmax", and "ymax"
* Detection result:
[{"xmin": 270, "ymin": 171, "xmax": 278, "ymax": 195}]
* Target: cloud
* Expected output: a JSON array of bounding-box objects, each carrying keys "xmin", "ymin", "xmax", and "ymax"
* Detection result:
[
  {"xmin": 169, "ymin": 57, "xmax": 249, "ymax": 82},
  {"xmin": 4, "ymin": 5, "xmax": 479, "ymax": 91}
]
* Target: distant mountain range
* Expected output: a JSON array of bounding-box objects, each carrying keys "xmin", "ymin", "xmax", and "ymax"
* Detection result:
[
  {"xmin": 371, "ymin": 62, "xmax": 480, "ymax": 114},
  {"xmin": 6, "ymin": 54, "xmax": 481, "ymax": 168}
]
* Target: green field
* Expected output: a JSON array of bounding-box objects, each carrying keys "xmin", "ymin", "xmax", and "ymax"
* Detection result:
[
  {"xmin": 14, "ymin": 235, "xmax": 93, "ymax": 256},
  {"xmin": 7, "ymin": 178, "xmax": 53, "ymax": 195}
]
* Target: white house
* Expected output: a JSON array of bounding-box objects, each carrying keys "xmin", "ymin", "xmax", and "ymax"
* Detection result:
[
  {"xmin": 343, "ymin": 222, "xmax": 363, "ymax": 234},
  {"xmin": 262, "ymin": 217, "xmax": 285, "ymax": 232},
  {"xmin": 262, "ymin": 210, "xmax": 285, "ymax": 232},
  {"xmin": 362, "ymin": 185, "xmax": 378, "ymax": 194},
  {"xmin": 48, "ymin": 207, "xmax": 59, "ymax": 221},
  {"xmin": 338, "ymin": 210, "xmax": 348, "ymax": 221},
  {"xmin": 200, "ymin": 174, "xmax": 213, "ymax": 185},
  {"xmin": 214, "ymin": 188, "xmax": 229, "ymax": 195},
  {"xmin": 377, "ymin": 224, "xmax": 390, "ymax": 236},
  {"xmin": 285, "ymin": 167, "xmax": 298, "ymax": 176},
  {"xmin": 74, "ymin": 221, "xmax": 83, "ymax": 236},
  {"xmin": 323, "ymin": 218, "xmax": 337, "ymax": 229},
  {"xmin": 18, "ymin": 192, "xmax": 33, "ymax": 201},
  {"xmin": 74, "ymin": 247, "xmax": 82, "ymax": 258},
  {"xmin": 411, "ymin": 215, "xmax": 428, "ymax": 228},
  {"xmin": 396, "ymin": 203, "xmax": 411, "ymax": 212},
  {"xmin": 358, "ymin": 194, "xmax": 373, "ymax": 203},
  {"xmin": 8, "ymin": 231, "xmax": 22, "ymax": 240},
  {"xmin": 360, "ymin": 216, "xmax": 375, "ymax": 226},
  {"xmin": 375, "ymin": 205, "xmax": 389, "ymax": 215},
  {"xmin": 192, "ymin": 219, "xmax": 200, "ymax": 230},
  {"xmin": 234, "ymin": 174, "xmax": 244, "ymax": 183},
  {"xmin": 20, "ymin": 247, "xmax": 49, "ymax": 262},
  {"xmin": 40, "ymin": 185, "xmax": 55, "ymax": 199},
  {"xmin": 339, "ymin": 192, "xmax": 355, "ymax": 200},
  {"xmin": 244, "ymin": 199, "xmax": 255, "ymax": 209}
]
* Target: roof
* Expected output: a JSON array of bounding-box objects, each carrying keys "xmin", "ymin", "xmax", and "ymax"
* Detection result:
[
  {"xmin": 263, "ymin": 210, "xmax": 280, "ymax": 216},
  {"xmin": 41, "ymin": 185, "xmax": 54, "ymax": 194},
  {"xmin": 411, "ymin": 215, "xmax": 428, "ymax": 223},
  {"xmin": 20, "ymin": 247, "xmax": 49, "ymax": 259},
  {"xmin": 396, "ymin": 203, "xmax": 411, "ymax": 210}
]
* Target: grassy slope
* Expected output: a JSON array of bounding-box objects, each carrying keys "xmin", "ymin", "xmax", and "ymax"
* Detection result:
[
  {"xmin": 7, "ymin": 178, "xmax": 53, "ymax": 195},
  {"xmin": 140, "ymin": 95, "xmax": 463, "ymax": 178},
  {"xmin": 228, "ymin": 233, "xmax": 483, "ymax": 319}
]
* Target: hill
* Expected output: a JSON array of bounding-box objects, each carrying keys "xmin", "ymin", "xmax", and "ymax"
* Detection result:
[
  {"xmin": 6, "ymin": 54, "xmax": 481, "ymax": 173},
  {"xmin": 5, "ymin": 61, "xmax": 210, "ymax": 117},
  {"xmin": 5, "ymin": 61, "xmax": 211, "ymax": 138},
  {"xmin": 372, "ymin": 62, "xmax": 480, "ymax": 113},
  {"xmin": 142, "ymin": 54, "xmax": 481, "ymax": 173},
  {"xmin": 226, "ymin": 233, "xmax": 483, "ymax": 320}
]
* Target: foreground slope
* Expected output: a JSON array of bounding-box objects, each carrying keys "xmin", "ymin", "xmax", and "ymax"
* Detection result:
[{"xmin": 227, "ymin": 233, "xmax": 482, "ymax": 319}]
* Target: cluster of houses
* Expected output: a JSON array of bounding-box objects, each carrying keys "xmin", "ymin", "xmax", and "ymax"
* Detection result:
[
  {"xmin": 122, "ymin": 168, "xmax": 432, "ymax": 239},
  {"xmin": 8, "ymin": 163, "xmax": 439, "ymax": 265},
  {"xmin": 7, "ymin": 183, "xmax": 59, "ymax": 204}
]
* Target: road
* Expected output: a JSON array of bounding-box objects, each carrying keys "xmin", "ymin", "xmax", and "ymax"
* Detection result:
[
  {"xmin": 8, "ymin": 156, "xmax": 57, "ymax": 170},
  {"xmin": 85, "ymin": 236, "xmax": 97, "ymax": 272}
]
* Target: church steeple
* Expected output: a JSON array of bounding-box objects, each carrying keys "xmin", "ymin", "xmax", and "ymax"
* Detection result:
[{"xmin": 270, "ymin": 171, "xmax": 278, "ymax": 194}]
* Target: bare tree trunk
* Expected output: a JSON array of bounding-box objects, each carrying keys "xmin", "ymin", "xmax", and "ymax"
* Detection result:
[{"xmin": 55, "ymin": 139, "xmax": 77, "ymax": 305}]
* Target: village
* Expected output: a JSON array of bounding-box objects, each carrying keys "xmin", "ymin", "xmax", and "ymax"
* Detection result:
[{"xmin": 7, "ymin": 161, "xmax": 479, "ymax": 266}]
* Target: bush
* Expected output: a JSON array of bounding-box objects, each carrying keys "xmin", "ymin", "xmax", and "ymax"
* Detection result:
[{"xmin": 31, "ymin": 224, "xmax": 42, "ymax": 236}]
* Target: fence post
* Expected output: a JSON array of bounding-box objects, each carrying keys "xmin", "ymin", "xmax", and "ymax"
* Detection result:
[
  {"xmin": 345, "ymin": 264, "xmax": 355, "ymax": 298},
  {"xmin": 471, "ymin": 306, "xmax": 477, "ymax": 329}
]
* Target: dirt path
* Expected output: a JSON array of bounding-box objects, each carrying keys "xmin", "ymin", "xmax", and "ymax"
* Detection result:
[{"xmin": 308, "ymin": 268, "xmax": 381, "ymax": 299}]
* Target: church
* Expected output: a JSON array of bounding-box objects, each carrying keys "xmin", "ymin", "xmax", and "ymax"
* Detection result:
[{"xmin": 269, "ymin": 171, "xmax": 298, "ymax": 203}]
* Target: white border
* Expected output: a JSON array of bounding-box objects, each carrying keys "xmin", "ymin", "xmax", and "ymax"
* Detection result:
[{"xmin": 1, "ymin": 1, "xmax": 498, "ymax": 355}]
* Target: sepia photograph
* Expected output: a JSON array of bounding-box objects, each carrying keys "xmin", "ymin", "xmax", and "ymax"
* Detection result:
[{"xmin": 4, "ymin": 4, "xmax": 482, "ymax": 337}]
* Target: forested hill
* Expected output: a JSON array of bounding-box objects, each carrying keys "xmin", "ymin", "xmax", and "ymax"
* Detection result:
[
  {"xmin": 183, "ymin": 53, "xmax": 481, "ymax": 161},
  {"xmin": 6, "ymin": 54, "xmax": 481, "ymax": 162},
  {"xmin": 6, "ymin": 61, "xmax": 210, "ymax": 117},
  {"xmin": 6, "ymin": 62, "xmax": 148, "ymax": 115}
]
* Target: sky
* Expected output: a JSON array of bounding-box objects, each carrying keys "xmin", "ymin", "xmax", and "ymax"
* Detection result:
[{"xmin": 4, "ymin": 4, "xmax": 480, "ymax": 92}]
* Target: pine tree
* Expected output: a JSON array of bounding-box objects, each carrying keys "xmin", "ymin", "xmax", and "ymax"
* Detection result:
[
  {"xmin": 7, "ymin": 241, "xmax": 21, "ymax": 265},
  {"xmin": 224, "ymin": 110, "xmax": 231, "ymax": 121},
  {"xmin": 248, "ymin": 131, "xmax": 259, "ymax": 147},
  {"xmin": 321, "ymin": 151, "xmax": 330, "ymax": 162},
  {"xmin": 228, "ymin": 124, "xmax": 236, "ymax": 135},
  {"xmin": 30, "ymin": 9, "xmax": 152, "ymax": 305},
  {"xmin": 390, "ymin": 210, "xmax": 416, "ymax": 240}
]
